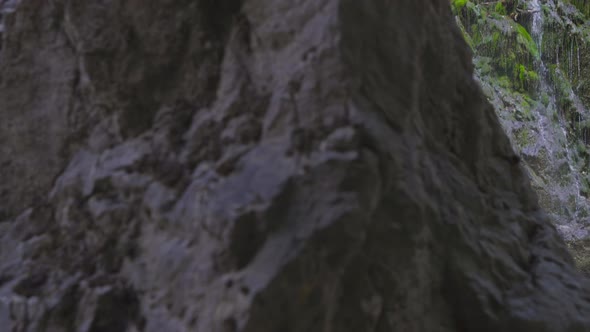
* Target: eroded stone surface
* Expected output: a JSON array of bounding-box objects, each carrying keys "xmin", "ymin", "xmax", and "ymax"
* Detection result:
[{"xmin": 1, "ymin": 0, "xmax": 590, "ymax": 331}]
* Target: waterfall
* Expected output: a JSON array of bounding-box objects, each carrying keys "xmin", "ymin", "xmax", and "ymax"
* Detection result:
[
  {"xmin": 530, "ymin": 0, "xmax": 545, "ymax": 77},
  {"xmin": 577, "ymin": 39, "xmax": 582, "ymax": 79},
  {"xmin": 527, "ymin": 0, "xmax": 588, "ymax": 219},
  {"xmin": 465, "ymin": 0, "xmax": 590, "ymax": 222},
  {"xmin": 531, "ymin": 0, "xmax": 543, "ymax": 52}
]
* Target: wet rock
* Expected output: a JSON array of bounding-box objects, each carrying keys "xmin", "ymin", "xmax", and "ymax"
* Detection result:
[{"xmin": 0, "ymin": 0, "xmax": 589, "ymax": 331}]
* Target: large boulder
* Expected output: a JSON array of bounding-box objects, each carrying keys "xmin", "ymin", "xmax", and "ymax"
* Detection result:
[{"xmin": 0, "ymin": 0, "xmax": 589, "ymax": 331}]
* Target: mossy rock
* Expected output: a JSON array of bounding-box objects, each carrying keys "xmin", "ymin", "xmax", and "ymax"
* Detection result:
[
  {"xmin": 514, "ymin": 63, "xmax": 539, "ymax": 92},
  {"xmin": 540, "ymin": 92, "xmax": 550, "ymax": 106},
  {"xmin": 523, "ymin": 164, "xmax": 546, "ymax": 187},
  {"xmin": 580, "ymin": 176, "xmax": 590, "ymax": 198},
  {"xmin": 547, "ymin": 65, "xmax": 577, "ymax": 115},
  {"xmin": 496, "ymin": 75, "xmax": 512, "ymax": 88},
  {"xmin": 568, "ymin": 0, "xmax": 590, "ymax": 19},
  {"xmin": 473, "ymin": 56, "xmax": 493, "ymax": 75},
  {"xmin": 566, "ymin": 238, "xmax": 590, "ymax": 276}
]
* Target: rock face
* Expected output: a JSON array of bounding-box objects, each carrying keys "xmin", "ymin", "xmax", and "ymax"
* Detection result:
[
  {"xmin": 1, "ymin": 0, "xmax": 590, "ymax": 331},
  {"xmin": 454, "ymin": 0, "xmax": 590, "ymax": 230}
]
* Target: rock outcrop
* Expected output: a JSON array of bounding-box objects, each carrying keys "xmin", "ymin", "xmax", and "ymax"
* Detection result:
[{"xmin": 1, "ymin": 0, "xmax": 589, "ymax": 331}]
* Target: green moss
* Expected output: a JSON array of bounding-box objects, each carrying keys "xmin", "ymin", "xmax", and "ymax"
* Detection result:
[
  {"xmin": 495, "ymin": 2, "xmax": 507, "ymax": 15},
  {"xmin": 474, "ymin": 56, "xmax": 493, "ymax": 75},
  {"xmin": 497, "ymin": 75, "xmax": 512, "ymax": 89},
  {"xmin": 569, "ymin": 0, "xmax": 590, "ymax": 18},
  {"xmin": 552, "ymin": 109, "xmax": 560, "ymax": 122},
  {"xmin": 451, "ymin": 0, "xmax": 468, "ymax": 13},
  {"xmin": 519, "ymin": 96, "xmax": 534, "ymax": 119},
  {"xmin": 515, "ymin": 23, "xmax": 540, "ymax": 60},
  {"xmin": 515, "ymin": 127, "xmax": 535, "ymax": 146},
  {"xmin": 497, "ymin": 51, "xmax": 516, "ymax": 73},
  {"xmin": 465, "ymin": 1, "xmax": 482, "ymax": 20},
  {"xmin": 541, "ymin": 92, "xmax": 550, "ymax": 106},
  {"xmin": 576, "ymin": 140, "xmax": 589, "ymax": 155},
  {"xmin": 548, "ymin": 65, "xmax": 576, "ymax": 114},
  {"xmin": 518, "ymin": 64, "xmax": 527, "ymax": 84},
  {"xmin": 480, "ymin": 6, "xmax": 489, "ymax": 19},
  {"xmin": 528, "ymin": 70, "xmax": 539, "ymax": 81},
  {"xmin": 512, "ymin": 63, "xmax": 539, "ymax": 92}
]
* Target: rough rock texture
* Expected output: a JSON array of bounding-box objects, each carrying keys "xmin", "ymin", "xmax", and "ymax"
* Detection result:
[{"xmin": 1, "ymin": 0, "xmax": 590, "ymax": 331}]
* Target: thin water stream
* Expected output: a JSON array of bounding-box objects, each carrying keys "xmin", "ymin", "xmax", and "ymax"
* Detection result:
[{"xmin": 525, "ymin": 0, "xmax": 588, "ymax": 221}]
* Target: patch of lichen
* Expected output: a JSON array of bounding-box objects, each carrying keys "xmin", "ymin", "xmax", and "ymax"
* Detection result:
[{"xmin": 566, "ymin": 238, "xmax": 590, "ymax": 275}]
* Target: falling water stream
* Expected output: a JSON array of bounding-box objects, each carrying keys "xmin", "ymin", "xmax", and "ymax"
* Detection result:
[{"xmin": 526, "ymin": 0, "xmax": 589, "ymax": 221}]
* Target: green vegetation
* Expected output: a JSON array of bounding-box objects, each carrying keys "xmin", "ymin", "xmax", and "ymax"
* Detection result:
[
  {"xmin": 452, "ymin": 0, "xmax": 590, "ymax": 275},
  {"xmin": 452, "ymin": 0, "xmax": 468, "ymax": 13},
  {"xmin": 455, "ymin": 17, "xmax": 475, "ymax": 50},
  {"xmin": 570, "ymin": 0, "xmax": 590, "ymax": 17},
  {"xmin": 516, "ymin": 64, "xmax": 539, "ymax": 91},
  {"xmin": 547, "ymin": 64, "xmax": 576, "ymax": 114},
  {"xmin": 473, "ymin": 56, "xmax": 493, "ymax": 75},
  {"xmin": 515, "ymin": 24, "xmax": 540, "ymax": 60},
  {"xmin": 515, "ymin": 127, "xmax": 534, "ymax": 146},
  {"xmin": 541, "ymin": 92, "xmax": 550, "ymax": 106},
  {"xmin": 495, "ymin": 2, "xmax": 507, "ymax": 15},
  {"xmin": 455, "ymin": 2, "xmax": 539, "ymax": 92}
]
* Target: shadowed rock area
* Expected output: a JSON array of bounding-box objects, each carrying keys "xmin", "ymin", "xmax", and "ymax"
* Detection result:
[{"xmin": 0, "ymin": 0, "xmax": 589, "ymax": 331}]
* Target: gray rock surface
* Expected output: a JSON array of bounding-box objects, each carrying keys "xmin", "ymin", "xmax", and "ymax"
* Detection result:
[{"xmin": 1, "ymin": 0, "xmax": 590, "ymax": 331}]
